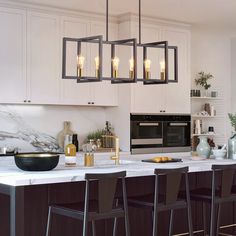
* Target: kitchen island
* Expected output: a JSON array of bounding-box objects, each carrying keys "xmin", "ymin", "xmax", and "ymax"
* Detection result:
[{"xmin": 1, "ymin": 153, "xmax": 236, "ymax": 236}]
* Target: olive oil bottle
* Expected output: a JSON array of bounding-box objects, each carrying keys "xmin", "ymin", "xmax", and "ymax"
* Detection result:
[{"xmin": 65, "ymin": 143, "xmax": 77, "ymax": 166}]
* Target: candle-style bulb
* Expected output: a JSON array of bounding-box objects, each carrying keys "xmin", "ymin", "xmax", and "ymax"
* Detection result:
[
  {"xmin": 77, "ymin": 54, "xmax": 85, "ymax": 77},
  {"xmin": 112, "ymin": 56, "xmax": 120, "ymax": 78},
  {"xmin": 95, "ymin": 56, "xmax": 99, "ymax": 78},
  {"xmin": 144, "ymin": 59, "xmax": 151, "ymax": 79},
  {"xmin": 129, "ymin": 58, "xmax": 134, "ymax": 79},
  {"xmin": 160, "ymin": 60, "xmax": 165, "ymax": 81}
]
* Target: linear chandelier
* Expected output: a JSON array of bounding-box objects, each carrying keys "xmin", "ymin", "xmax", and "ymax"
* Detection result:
[{"xmin": 62, "ymin": 0, "xmax": 178, "ymax": 85}]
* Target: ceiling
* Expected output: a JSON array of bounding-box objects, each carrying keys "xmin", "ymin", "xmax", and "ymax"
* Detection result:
[{"xmin": 8, "ymin": 0, "xmax": 236, "ymax": 28}]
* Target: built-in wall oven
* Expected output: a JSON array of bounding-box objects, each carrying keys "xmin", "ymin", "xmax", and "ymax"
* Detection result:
[{"xmin": 131, "ymin": 114, "xmax": 191, "ymax": 154}]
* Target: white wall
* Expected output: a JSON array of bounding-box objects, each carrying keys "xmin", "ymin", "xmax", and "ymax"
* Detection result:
[
  {"xmin": 231, "ymin": 38, "xmax": 236, "ymax": 112},
  {"xmin": 191, "ymin": 26, "xmax": 232, "ymax": 143}
]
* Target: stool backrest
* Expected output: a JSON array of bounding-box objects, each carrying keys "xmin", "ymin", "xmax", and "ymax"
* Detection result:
[
  {"xmin": 85, "ymin": 171, "xmax": 126, "ymax": 213},
  {"xmin": 212, "ymin": 164, "xmax": 236, "ymax": 198},
  {"xmin": 154, "ymin": 167, "xmax": 189, "ymax": 205}
]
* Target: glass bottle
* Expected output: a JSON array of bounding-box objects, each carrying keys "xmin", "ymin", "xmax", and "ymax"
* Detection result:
[
  {"xmin": 72, "ymin": 134, "xmax": 79, "ymax": 152},
  {"xmin": 65, "ymin": 143, "xmax": 77, "ymax": 166},
  {"xmin": 228, "ymin": 133, "xmax": 236, "ymax": 159}
]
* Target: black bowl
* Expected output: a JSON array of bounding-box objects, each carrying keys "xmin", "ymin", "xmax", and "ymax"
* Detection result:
[{"xmin": 14, "ymin": 153, "xmax": 59, "ymax": 171}]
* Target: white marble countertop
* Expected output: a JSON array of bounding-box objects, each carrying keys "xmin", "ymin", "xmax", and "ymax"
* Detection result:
[{"xmin": 1, "ymin": 152, "xmax": 236, "ymax": 187}]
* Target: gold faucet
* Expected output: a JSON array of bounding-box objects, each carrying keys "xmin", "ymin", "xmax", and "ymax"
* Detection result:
[{"xmin": 110, "ymin": 136, "xmax": 120, "ymax": 165}]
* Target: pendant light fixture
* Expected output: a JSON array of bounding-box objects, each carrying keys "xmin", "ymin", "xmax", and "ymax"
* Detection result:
[{"xmin": 62, "ymin": 0, "xmax": 178, "ymax": 85}]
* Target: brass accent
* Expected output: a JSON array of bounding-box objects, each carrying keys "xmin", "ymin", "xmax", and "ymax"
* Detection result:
[
  {"xmin": 160, "ymin": 71, "xmax": 165, "ymax": 81},
  {"xmin": 145, "ymin": 71, "xmax": 150, "ymax": 80},
  {"xmin": 15, "ymin": 153, "xmax": 58, "ymax": 158},
  {"xmin": 129, "ymin": 70, "xmax": 134, "ymax": 79},
  {"xmin": 78, "ymin": 67, "xmax": 82, "ymax": 77},
  {"xmin": 110, "ymin": 136, "xmax": 120, "ymax": 165},
  {"xmin": 84, "ymin": 153, "xmax": 94, "ymax": 167},
  {"xmin": 95, "ymin": 69, "xmax": 99, "ymax": 78},
  {"xmin": 113, "ymin": 69, "xmax": 118, "ymax": 78}
]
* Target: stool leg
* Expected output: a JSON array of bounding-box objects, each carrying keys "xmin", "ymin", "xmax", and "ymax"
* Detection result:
[
  {"xmin": 46, "ymin": 207, "xmax": 52, "ymax": 236},
  {"xmin": 202, "ymin": 202, "xmax": 207, "ymax": 236},
  {"xmin": 168, "ymin": 210, "xmax": 174, "ymax": 236},
  {"xmin": 92, "ymin": 220, "xmax": 96, "ymax": 236},
  {"xmin": 210, "ymin": 202, "xmax": 216, "ymax": 236},
  {"xmin": 113, "ymin": 218, "xmax": 117, "ymax": 236},
  {"xmin": 83, "ymin": 216, "xmax": 88, "ymax": 236},
  {"xmin": 216, "ymin": 204, "xmax": 221, "ymax": 236},
  {"xmin": 152, "ymin": 210, "xmax": 158, "ymax": 236},
  {"xmin": 187, "ymin": 204, "xmax": 193, "ymax": 236}
]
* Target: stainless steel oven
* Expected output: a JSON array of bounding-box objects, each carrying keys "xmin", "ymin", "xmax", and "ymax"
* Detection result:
[{"xmin": 131, "ymin": 114, "xmax": 191, "ymax": 154}]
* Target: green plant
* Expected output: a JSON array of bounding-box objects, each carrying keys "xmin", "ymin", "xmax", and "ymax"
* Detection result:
[
  {"xmin": 86, "ymin": 129, "xmax": 104, "ymax": 142},
  {"xmin": 228, "ymin": 113, "xmax": 236, "ymax": 132},
  {"xmin": 195, "ymin": 71, "xmax": 214, "ymax": 90}
]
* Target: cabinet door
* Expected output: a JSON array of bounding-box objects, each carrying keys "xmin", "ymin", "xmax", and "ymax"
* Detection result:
[
  {"xmin": 89, "ymin": 22, "xmax": 118, "ymax": 106},
  {"xmin": 0, "ymin": 8, "xmax": 27, "ymax": 103},
  {"xmin": 162, "ymin": 28, "xmax": 191, "ymax": 114},
  {"xmin": 131, "ymin": 25, "xmax": 165, "ymax": 113},
  {"xmin": 60, "ymin": 17, "xmax": 91, "ymax": 105},
  {"xmin": 27, "ymin": 11, "xmax": 60, "ymax": 104}
]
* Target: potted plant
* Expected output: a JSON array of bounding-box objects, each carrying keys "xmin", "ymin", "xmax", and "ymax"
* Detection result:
[
  {"xmin": 195, "ymin": 71, "xmax": 214, "ymax": 97},
  {"xmin": 228, "ymin": 113, "xmax": 236, "ymax": 159}
]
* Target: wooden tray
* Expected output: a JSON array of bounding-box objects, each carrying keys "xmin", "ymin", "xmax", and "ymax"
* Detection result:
[{"xmin": 142, "ymin": 158, "xmax": 182, "ymax": 163}]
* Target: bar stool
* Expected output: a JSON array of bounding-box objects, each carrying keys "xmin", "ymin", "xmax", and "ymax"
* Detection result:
[
  {"xmin": 127, "ymin": 167, "xmax": 193, "ymax": 236},
  {"xmin": 45, "ymin": 171, "xmax": 130, "ymax": 236},
  {"xmin": 190, "ymin": 164, "xmax": 236, "ymax": 236}
]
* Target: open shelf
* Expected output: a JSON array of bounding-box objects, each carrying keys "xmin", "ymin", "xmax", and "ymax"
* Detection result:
[
  {"xmin": 191, "ymin": 133, "xmax": 221, "ymax": 137},
  {"xmin": 191, "ymin": 96, "xmax": 221, "ymax": 100},
  {"xmin": 191, "ymin": 115, "xmax": 224, "ymax": 119}
]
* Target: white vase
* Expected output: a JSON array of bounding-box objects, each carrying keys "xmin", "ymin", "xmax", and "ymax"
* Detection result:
[{"xmin": 196, "ymin": 136, "xmax": 211, "ymax": 158}]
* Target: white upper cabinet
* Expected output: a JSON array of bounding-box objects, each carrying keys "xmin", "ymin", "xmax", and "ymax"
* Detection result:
[
  {"xmin": 162, "ymin": 28, "xmax": 191, "ymax": 114},
  {"xmin": 131, "ymin": 24, "xmax": 165, "ymax": 113},
  {"xmin": 27, "ymin": 11, "xmax": 60, "ymax": 104},
  {"xmin": 60, "ymin": 17, "xmax": 91, "ymax": 105},
  {"xmin": 130, "ymin": 23, "xmax": 191, "ymax": 114},
  {"xmin": 89, "ymin": 22, "xmax": 118, "ymax": 106},
  {"xmin": 0, "ymin": 8, "xmax": 27, "ymax": 103}
]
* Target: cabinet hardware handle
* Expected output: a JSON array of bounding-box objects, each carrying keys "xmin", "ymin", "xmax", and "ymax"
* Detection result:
[
  {"xmin": 23, "ymin": 100, "xmax": 27, "ymax": 103},
  {"xmin": 88, "ymin": 102, "xmax": 91, "ymax": 104},
  {"xmin": 91, "ymin": 102, "xmax": 94, "ymax": 105},
  {"xmin": 28, "ymin": 100, "xmax": 31, "ymax": 103}
]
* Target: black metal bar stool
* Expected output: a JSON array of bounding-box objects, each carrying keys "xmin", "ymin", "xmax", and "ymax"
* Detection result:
[
  {"xmin": 190, "ymin": 164, "xmax": 236, "ymax": 236},
  {"xmin": 127, "ymin": 167, "xmax": 193, "ymax": 236},
  {"xmin": 45, "ymin": 171, "xmax": 130, "ymax": 236}
]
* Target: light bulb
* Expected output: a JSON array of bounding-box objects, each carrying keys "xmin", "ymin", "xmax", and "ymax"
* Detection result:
[
  {"xmin": 77, "ymin": 54, "xmax": 85, "ymax": 77},
  {"xmin": 77, "ymin": 55, "xmax": 85, "ymax": 69},
  {"xmin": 129, "ymin": 58, "xmax": 135, "ymax": 79},
  {"xmin": 160, "ymin": 60, "xmax": 165, "ymax": 72},
  {"xmin": 112, "ymin": 56, "xmax": 120, "ymax": 78},
  {"xmin": 144, "ymin": 59, "xmax": 151, "ymax": 79},
  {"xmin": 95, "ymin": 56, "xmax": 99, "ymax": 70},
  {"xmin": 160, "ymin": 60, "xmax": 165, "ymax": 81}
]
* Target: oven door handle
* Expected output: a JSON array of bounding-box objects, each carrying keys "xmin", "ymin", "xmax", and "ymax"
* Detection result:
[
  {"xmin": 139, "ymin": 122, "xmax": 159, "ymax": 126},
  {"xmin": 169, "ymin": 122, "xmax": 189, "ymax": 126}
]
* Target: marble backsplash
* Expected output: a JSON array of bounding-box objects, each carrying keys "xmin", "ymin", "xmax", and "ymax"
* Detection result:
[{"xmin": 0, "ymin": 105, "xmax": 107, "ymax": 152}]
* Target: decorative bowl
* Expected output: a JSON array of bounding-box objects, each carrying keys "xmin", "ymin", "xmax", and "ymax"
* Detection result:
[
  {"xmin": 212, "ymin": 149, "xmax": 227, "ymax": 160},
  {"xmin": 14, "ymin": 153, "xmax": 59, "ymax": 171}
]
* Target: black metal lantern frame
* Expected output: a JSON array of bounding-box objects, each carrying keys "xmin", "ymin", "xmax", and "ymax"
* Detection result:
[
  {"xmin": 61, "ymin": 0, "xmax": 178, "ymax": 85},
  {"xmin": 62, "ymin": 35, "xmax": 103, "ymax": 83}
]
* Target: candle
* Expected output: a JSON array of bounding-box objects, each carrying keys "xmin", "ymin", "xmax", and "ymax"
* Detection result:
[
  {"xmin": 144, "ymin": 59, "xmax": 151, "ymax": 79},
  {"xmin": 129, "ymin": 58, "xmax": 134, "ymax": 79},
  {"xmin": 112, "ymin": 56, "xmax": 120, "ymax": 78},
  {"xmin": 77, "ymin": 55, "xmax": 85, "ymax": 77},
  {"xmin": 160, "ymin": 60, "xmax": 165, "ymax": 81},
  {"xmin": 95, "ymin": 56, "xmax": 99, "ymax": 78}
]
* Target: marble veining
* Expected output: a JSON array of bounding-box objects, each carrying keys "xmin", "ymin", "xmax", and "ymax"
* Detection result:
[{"xmin": 0, "ymin": 105, "xmax": 61, "ymax": 152}]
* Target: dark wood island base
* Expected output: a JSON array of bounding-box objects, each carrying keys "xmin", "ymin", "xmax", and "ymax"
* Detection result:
[{"xmin": 0, "ymin": 173, "xmax": 236, "ymax": 236}]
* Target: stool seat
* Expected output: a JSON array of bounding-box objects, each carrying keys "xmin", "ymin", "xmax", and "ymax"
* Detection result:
[
  {"xmin": 50, "ymin": 202, "xmax": 125, "ymax": 221},
  {"xmin": 128, "ymin": 194, "xmax": 187, "ymax": 212},
  {"xmin": 190, "ymin": 188, "xmax": 236, "ymax": 203}
]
